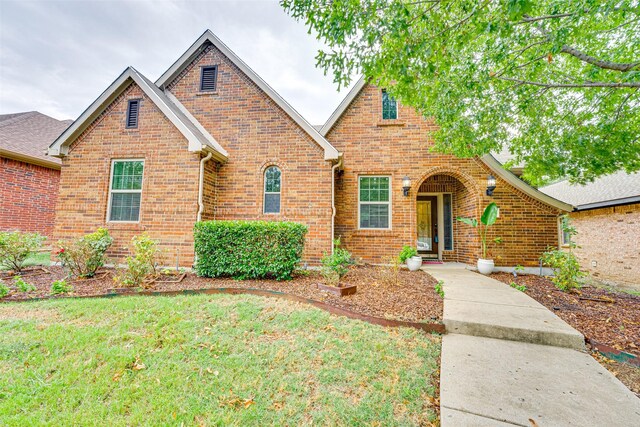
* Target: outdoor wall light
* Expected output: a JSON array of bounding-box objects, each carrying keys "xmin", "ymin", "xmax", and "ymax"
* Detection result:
[
  {"xmin": 402, "ymin": 176, "xmax": 412, "ymax": 197},
  {"xmin": 486, "ymin": 174, "xmax": 496, "ymax": 196}
]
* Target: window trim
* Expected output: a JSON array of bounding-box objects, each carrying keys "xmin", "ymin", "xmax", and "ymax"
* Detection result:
[
  {"xmin": 125, "ymin": 99, "xmax": 141, "ymax": 129},
  {"xmin": 381, "ymin": 89, "xmax": 398, "ymax": 120},
  {"xmin": 106, "ymin": 159, "xmax": 145, "ymax": 223},
  {"xmin": 263, "ymin": 165, "xmax": 282, "ymax": 215},
  {"xmin": 442, "ymin": 192, "xmax": 454, "ymax": 251},
  {"xmin": 199, "ymin": 65, "xmax": 218, "ymax": 92},
  {"xmin": 358, "ymin": 175, "xmax": 392, "ymax": 230}
]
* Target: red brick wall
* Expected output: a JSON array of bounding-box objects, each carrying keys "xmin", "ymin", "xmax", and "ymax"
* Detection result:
[
  {"xmin": 53, "ymin": 83, "xmax": 202, "ymax": 266},
  {"xmin": 569, "ymin": 203, "xmax": 640, "ymax": 289},
  {"xmin": 167, "ymin": 44, "xmax": 334, "ymax": 264},
  {"xmin": 0, "ymin": 157, "xmax": 59, "ymax": 238},
  {"xmin": 327, "ymin": 84, "xmax": 562, "ymax": 266}
]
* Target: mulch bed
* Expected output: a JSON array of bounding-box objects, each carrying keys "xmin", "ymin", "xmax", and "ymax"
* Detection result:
[
  {"xmin": 491, "ymin": 272, "xmax": 640, "ymax": 355},
  {"xmin": 0, "ymin": 265, "xmax": 443, "ymax": 323}
]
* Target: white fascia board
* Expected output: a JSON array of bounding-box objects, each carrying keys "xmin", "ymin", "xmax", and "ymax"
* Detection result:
[
  {"xmin": 320, "ymin": 77, "xmax": 366, "ymax": 136},
  {"xmin": 481, "ymin": 154, "xmax": 574, "ymax": 212},
  {"xmin": 155, "ymin": 30, "xmax": 339, "ymax": 161}
]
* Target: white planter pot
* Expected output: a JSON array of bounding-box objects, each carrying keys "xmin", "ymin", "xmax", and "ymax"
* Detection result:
[
  {"xmin": 477, "ymin": 258, "xmax": 495, "ymax": 275},
  {"xmin": 407, "ymin": 256, "xmax": 423, "ymax": 271}
]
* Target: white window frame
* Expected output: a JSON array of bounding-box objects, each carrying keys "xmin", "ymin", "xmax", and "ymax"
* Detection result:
[
  {"xmin": 263, "ymin": 165, "xmax": 282, "ymax": 215},
  {"xmin": 106, "ymin": 159, "xmax": 145, "ymax": 223},
  {"xmin": 358, "ymin": 175, "xmax": 392, "ymax": 230},
  {"xmin": 381, "ymin": 89, "xmax": 399, "ymax": 120}
]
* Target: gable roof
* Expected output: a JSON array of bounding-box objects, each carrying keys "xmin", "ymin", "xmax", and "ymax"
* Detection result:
[
  {"xmin": 321, "ymin": 78, "xmax": 572, "ymax": 212},
  {"xmin": 540, "ymin": 171, "xmax": 640, "ymax": 210},
  {"xmin": 1, "ymin": 111, "xmax": 71, "ymax": 169},
  {"xmin": 48, "ymin": 67, "xmax": 228, "ymax": 162},
  {"xmin": 156, "ymin": 30, "xmax": 340, "ymax": 161}
]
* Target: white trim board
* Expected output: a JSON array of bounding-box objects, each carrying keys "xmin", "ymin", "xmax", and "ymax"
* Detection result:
[
  {"xmin": 48, "ymin": 67, "xmax": 227, "ymax": 162},
  {"xmin": 156, "ymin": 30, "xmax": 340, "ymax": 161}
]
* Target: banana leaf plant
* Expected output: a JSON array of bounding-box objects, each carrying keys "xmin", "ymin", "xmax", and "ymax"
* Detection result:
[{"xmin": 457, "ymin": 202, "xmax": 502, "ymax": 259}]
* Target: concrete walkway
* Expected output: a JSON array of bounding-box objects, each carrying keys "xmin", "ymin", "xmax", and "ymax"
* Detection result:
[{"xmin": 424, "ymin": 264, "xmax": 640, "ymax": 426}]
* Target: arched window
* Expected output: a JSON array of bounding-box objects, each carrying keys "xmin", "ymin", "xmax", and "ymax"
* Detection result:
[{"xmin": 263, "ymin": 166, "xmax": 281, "ymax": 214}]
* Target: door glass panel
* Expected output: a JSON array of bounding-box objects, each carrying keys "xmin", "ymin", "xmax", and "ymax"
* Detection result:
[
  {"xmin": 417, "ymin": 200, "xmax": 432, "ymax": 251},
  {"xmin": 443, "ymin": 194, "xmax": 453, "ymax": 250}
]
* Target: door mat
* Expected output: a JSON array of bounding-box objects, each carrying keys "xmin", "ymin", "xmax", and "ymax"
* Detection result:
[{"xmin": 422, "ymin": 261, "xmax": 443, "ymax": 265}]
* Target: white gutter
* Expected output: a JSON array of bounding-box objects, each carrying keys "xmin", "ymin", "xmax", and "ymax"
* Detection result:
[
  {"xmin": 331, "ymin": 156, "xmax": 343, "ymax": 254},
  {"xmin": 197, "ymin": 151, "xmax": 213, "ymax": 222}
]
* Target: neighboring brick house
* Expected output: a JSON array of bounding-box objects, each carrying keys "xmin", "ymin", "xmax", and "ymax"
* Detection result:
[
  {"xmin": 1, "ymin": 111, "xmax": 72, "ymax": 237},
  {"xmin": 541, "ymin": 172, "xmax": 640, "ymax": 290},
  {"xmin": 48, "ymin": 30, "xmax": 571, "ymax": 268}
]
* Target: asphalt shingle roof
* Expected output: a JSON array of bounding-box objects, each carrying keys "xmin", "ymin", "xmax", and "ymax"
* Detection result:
[
  {"xmin": 540, "ymin": 171, "xmax": 640, "ymax": 209},
  {"xmin": 0, "ymin": 111, "xmax": 72, "ymax": 166}
]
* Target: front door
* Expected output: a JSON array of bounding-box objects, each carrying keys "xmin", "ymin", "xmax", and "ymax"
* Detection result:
[{"xmin": 417, "ymin": 196, "xmax": 438, "ymax": 258}]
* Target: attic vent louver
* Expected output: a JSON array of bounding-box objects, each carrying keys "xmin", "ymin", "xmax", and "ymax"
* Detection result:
[
  {"xmin": 200, "ymin": 66, "xmax": 217, "ymax": 91},
  {"xmin": 126, "ymin": 99, "xmax": 140, "ymax": 128}
]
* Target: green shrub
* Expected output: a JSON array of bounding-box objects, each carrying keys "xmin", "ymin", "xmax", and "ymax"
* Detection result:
[
  {"xmin": 115, "ymin": 234, "xmax": 162, "ymax": 288},
  {"xmin": 541, "ymin": 249, "xmax": 585, "ymax": 292},
  {"xmin": 14, "ymin": 276, "xmax": 36, "ymax": 292},
  {"xmin": 57, "ymin": 228, "xmax": 113, "ymax": 278},
  {"xmin": 51, "ymin": 279, "xmax": 73, "ymax": 295},
  {"xmin": 509, "ymin": 282, "xmax": 527, "ymax": 292},
  {"xmin": 434, "ymin": 280, "xmax": 445, "ymax": 298},
  {"xmin": 194, "ymin": 220, "xmax": 307, "ymax": 280},
  {"xmin": 398, "ymin": 245, "xmax": 418, "ymax": 263},
  {"xmin": 321, "ymin": 238, "xmax": 354, "ymax": 287},
  {"xmin": 0, "ymin": 281, "xmax": 8, "ymax": 298},
  {"xmin": 0, "ymin": 231, "xmax": 46, "ymax": 272}
]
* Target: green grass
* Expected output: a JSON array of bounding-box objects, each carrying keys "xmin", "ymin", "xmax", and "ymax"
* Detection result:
[{"xmin": 0, "ymin": 294, "xmax": 440, "ymax": 426}]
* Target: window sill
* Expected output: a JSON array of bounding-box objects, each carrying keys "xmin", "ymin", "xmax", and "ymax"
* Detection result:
[
  {"xmin": 377, "ymin": 120, "xmax": 405, "ymax": 127},
  {"xmin": 196, "ymin": 91, "xmax": 219, "ymax": 96},
  {"xmin": 353, "ymin": 229, "xmax": 398, "ymax": 237},
  {"xmin": 105, "ymin": 222, "xmax": 145, "ymax": 231}
]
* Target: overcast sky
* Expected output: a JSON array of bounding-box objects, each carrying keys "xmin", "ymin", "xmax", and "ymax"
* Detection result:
[{"xmin": 0, "ymin": 0, "xmax": 354, "ymax": 125}]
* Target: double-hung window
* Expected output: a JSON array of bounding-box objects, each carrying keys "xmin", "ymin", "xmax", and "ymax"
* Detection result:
[
  {"xmin": 382, "ymin": 90, "xmax": 397, "ymax": 120},
  {"xmin": 359, "ymin": 176, "xmax": 391, "ymax": 229},
  {"xmin": 108, "ymin": 160, "xmax": 144, "ymax": 222},
  {"xmin": 263, "ymin": 166, "xmax": 281, "ymax": 214}
]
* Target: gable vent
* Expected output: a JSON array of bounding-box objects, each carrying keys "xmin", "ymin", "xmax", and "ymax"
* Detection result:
[
  {"xmin": 200, "ymin": 66, "xmax": 217, "ymax": 91},
  {"xmin": 126, "ymin": 99, "xmax": 140, "ymax": 128}
]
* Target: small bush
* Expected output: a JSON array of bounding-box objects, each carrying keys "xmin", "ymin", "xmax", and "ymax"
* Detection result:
[
  {"xmin": 541, "ymin": 249, "xmax": 585, "ymax": 292},
  {"xmin": 321, "ymin": 238, "xmax": 354, "ymax": 287},
  {"xmin": 57, "ymin": 228, "xmax": 113, "ymax": 278},
  {"xmin": 0, "ymin": 231, "xmax": 46, "ymax": 273},
  {"xmin": 51, "ymin": 279, "xmax": 73, "ymax": 295},
  {"xmin": 509, "ymin": 282, "xmax": 527, "ymax": 292},
  {"xmin": 434, "ymin": 280, "xmax": 444, "ymax": 298},
  {"xmin": 194, "ymin": 220, "xmax": 307, "ymax": 280},
  {"xmin": 398, "ymin": 245, "xmax": 418, "ymax": 263},
  {"xmin": 14, "ymin": 276, "xmax": 36, "ymax": 292},
  {"xmin": 0, "ymin": 281, "xmax": 9, "ymax": 298},
  {"xmin": 115, "ymin": 234, "xmax": 162, "ymax": 288},
  {"xmin": 380, "ymin": 256, "xmax": 401, "ymax": 286}
]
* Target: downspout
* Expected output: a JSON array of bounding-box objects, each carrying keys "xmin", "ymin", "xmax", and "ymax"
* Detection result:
[
  {"xmin": 194, "ymin": 151, "xmax": 213, "ymax": 267},
  {"xmin": 197, "ymin": 151, "xmax": 213, "ymax": 222},
  {"xmin": 331, "ymin": 156, "xmax": 343, "ymax": 255}
]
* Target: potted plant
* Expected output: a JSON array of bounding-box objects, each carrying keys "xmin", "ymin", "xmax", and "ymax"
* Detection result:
[
  {"xmin": 457, "ymin": 202, "xmax": 502, "ymax": 274},
  {"xmin": 399, "ymin": 245, "xmax": 422, "ymax": 271}
]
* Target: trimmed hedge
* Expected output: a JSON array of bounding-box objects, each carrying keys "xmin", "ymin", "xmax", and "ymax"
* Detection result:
[{"xmin": 194, "ymin": 220, "xmax": 307, "ymax": 280}]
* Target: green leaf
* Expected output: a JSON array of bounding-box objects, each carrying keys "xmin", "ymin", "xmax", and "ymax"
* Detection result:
[
  {"xmin": 456, "ymin": 217, "xmax": 478, "ymax": 227},
  {"xmin": 481, "ymin": 202, "xmax": 499, "ymax": 226}
]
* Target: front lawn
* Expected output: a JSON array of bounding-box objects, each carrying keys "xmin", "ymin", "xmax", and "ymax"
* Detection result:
[{"xmin": 0, "ymin": 294, "xmax": 441, "ymax": 425}]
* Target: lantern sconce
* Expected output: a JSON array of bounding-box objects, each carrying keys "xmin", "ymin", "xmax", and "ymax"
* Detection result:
[
  {"xmin": 486, "ymin": 174, "xmax": 496, "ymax": 196},
  {"xmin": 402, "ymin": 176, "xmax": 411, "ymax": 197}
]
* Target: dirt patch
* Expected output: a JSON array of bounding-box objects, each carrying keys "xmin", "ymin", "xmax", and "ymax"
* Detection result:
[{"xmin": 0, "ymin": 265, "xmax": 443, "ymax": 323}]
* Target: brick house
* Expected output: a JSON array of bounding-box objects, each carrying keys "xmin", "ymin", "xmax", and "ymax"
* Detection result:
[
  {"xmin": 1, "ymin": 111, "xmax": 72, "ymax": 237},
  {"xmin": 541, "ymin": 172, "xmax": 640, "ymax": 289},
  {"xmin": 48, "ymin": 30, "xmax": 571, "ymax": 268}
]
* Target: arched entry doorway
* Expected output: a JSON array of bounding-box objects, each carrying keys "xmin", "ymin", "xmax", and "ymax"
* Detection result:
[{"xmin": 414, "ymin": 170, "xmax": 480, "ymax": 263}]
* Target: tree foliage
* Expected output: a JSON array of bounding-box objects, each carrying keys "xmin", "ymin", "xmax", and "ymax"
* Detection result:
[{"xmin": 281, "ymin": 0, "xmax": 640, "ymax": 184}]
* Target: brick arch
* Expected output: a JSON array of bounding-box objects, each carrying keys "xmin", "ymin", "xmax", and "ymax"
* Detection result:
[{"xmin": 411, "ymin": 166, "xmax": 482, "ymax": 264}]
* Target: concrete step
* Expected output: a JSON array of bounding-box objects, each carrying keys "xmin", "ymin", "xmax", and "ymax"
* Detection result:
[{"xmin": 441, "ymin": 334, "xmax": 640, "ymax": 427}]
